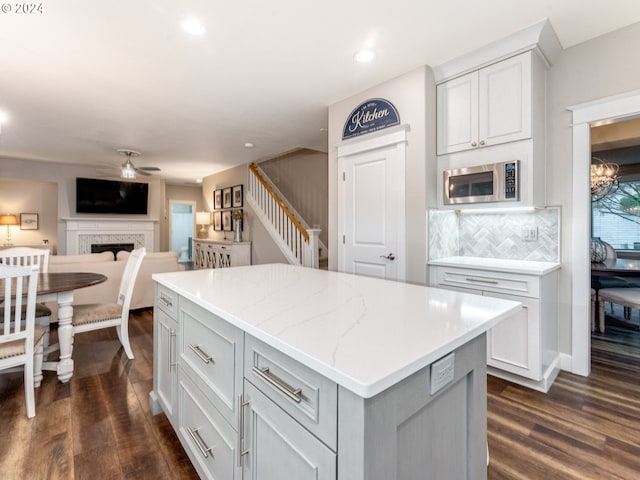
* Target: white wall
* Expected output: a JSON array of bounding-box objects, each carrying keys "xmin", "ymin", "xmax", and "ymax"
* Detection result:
[
  {"xmin": 328, "ymin": 66, "xmax": 436, "ymax": 286},
  {"xmin": 201, "ymin": 164, "xmax": 287, "ymax": 265},
  {"xmin": 259, "ymin": 149, "xmax": 328, "ymax": 248},
  {"xmin": 547, "ymin": 21, "xmax": 640, "ymax": 354},
  {"xmin": 1, "ymin": 157, "xmax": 165, "ymax": 253},
  {"xmin": 0, "ymin": 178, "xmax": 58, "ymax": 251}
]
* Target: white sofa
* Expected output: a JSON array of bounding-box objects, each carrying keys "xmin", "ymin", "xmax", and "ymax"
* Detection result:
[{"xmin": 46, "ymin": 250, "xmax": 185, "ymax": 321}]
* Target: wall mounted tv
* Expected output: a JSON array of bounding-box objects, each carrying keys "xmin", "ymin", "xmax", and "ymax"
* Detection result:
[{"xmin": 76, "ymin": 177, "xmax": 149, "ymax": 214}]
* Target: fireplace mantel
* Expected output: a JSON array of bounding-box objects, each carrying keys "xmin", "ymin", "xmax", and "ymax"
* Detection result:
[{"xmin": 62, "ymin": 217, "xmax": 157, "ymax": 255}]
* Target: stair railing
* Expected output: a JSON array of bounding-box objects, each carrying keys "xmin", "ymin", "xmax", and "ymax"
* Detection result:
[{"xmin": 248, "ymin": 163, "xmax": 319, "ymax": 268}]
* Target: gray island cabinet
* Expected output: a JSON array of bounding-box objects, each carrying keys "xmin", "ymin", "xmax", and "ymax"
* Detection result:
[{"xmin": 149, "ymin": 264, "xmax": 521, "ymax": 480}]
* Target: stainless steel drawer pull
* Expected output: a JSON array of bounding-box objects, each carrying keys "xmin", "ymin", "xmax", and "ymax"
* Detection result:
[
  {"xmin": 252, "ymin": 366, "xmax": 302, "ymax": 403},
  {"xmin": 159, "ymin": 294, "xmax": 173, "ymax": 308},
  {"xmin": 465, "ymin": 277, "xmax": 499, "ymax": 285},
  {"xmin": 237, "ymin": 395, "xmax": 250, "ymax": 467},
  {"xmin": 169, "ymin": 329, "xmax": 177, "ymax": 369},
  {"xmin": 188, "ymin": 344, "xmax": 214, "ymax": 364},
  {"xmin": 187, "ymin": 427, "xmax": 213, "ymax": 458}
]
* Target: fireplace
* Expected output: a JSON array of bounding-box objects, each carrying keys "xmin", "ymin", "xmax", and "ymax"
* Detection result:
[
  {"xmin": 91, "ymin": 242, "xmax": 135, "ymax": 260},
  {"xmin": 62, "ymin": 218, "xmax": 155, "ymax": 255}
]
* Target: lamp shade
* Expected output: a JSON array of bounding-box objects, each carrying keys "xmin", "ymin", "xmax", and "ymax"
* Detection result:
[
  {"xmin": 0, "ymin": 214, "xmax": 18, "ymax": 226},
  {"xmin": 196, "ymin": 211, "xmax": 210, "ymax": 225}
]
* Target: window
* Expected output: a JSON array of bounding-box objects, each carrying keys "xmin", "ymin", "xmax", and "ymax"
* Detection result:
[{"xmin": 592, "ymin": 180, "xmax": 640, "ymax": 249}]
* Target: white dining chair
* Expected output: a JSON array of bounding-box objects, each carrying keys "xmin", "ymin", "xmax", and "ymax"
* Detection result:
[
  {"xmin": 0, "ymin": 264, "xmax": 46, "ymax": 418},
  {"xmin": 71, "ymin": 247, "xmax": 146, "ymax": 360},
  {"xmin": 0, "ymin": 247, "xmax": 52, "ymax": 350}
]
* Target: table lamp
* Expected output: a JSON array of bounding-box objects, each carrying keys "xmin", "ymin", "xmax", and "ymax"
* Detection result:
[
  {"xmin": 0, "ymin": 214, "xmax": 19, "ymax": 246},
  {"xmin": 196, "ymin": 211, "xmax": 210, "ymax": 238}
]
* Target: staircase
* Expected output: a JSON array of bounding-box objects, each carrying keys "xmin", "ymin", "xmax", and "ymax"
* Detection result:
[{"xmin": 248, "ymin": 163, "xmax": 325, "ymax": 268}]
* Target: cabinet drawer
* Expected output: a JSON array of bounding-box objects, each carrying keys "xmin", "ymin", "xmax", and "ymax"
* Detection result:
[
  {"xmin": 433, "ymin": 266, "xmax": 539, "ymax": 298},
  {"xmin": 156, "ymin": 284, "xmax": 178, "ymax": 318},
  {"xmin": 244, "ymin": 335, "xmax": 337, "ymax": 451},
  {"xmin": 180, "ymin": 298, "xmax": 244, "ymax": 427},
  {"xmin": 178, "ymin": 369, "xmax": 240, "ymax": 480}
]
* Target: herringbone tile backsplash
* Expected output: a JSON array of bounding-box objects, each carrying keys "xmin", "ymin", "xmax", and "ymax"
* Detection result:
[{"xmin": 428, "ymin": 207, "xmax": 560, "ymax": 262}]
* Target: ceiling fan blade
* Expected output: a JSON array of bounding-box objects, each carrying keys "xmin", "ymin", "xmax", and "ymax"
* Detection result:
[
  {"xmin": 137, "ymin": 166, "xmax": 161, "ymax": 171},
  {"xmin": 134, "ymin": 168, "xmax": 152, "ymax": 176}
]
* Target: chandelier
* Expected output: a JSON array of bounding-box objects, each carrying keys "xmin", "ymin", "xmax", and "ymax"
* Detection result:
[{"xmin": 591, "ymin": 156, "xmax": 619, "ymax": 201}]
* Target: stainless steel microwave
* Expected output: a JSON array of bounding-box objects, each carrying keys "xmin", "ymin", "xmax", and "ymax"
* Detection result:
[{"xmin": 443, "ymin": 160, "xmax": 519, "ymax": 205}]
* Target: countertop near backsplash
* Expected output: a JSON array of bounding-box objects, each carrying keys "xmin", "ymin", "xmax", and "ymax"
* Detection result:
[{"xmin": 428, "ymin": 206, "xmax": 561, "ymax": 264}]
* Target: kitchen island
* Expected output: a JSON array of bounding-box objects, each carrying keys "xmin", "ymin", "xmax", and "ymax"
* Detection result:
[{"xmin": 150, "ymin": 264, "xmax": 521, "ymax": 480}]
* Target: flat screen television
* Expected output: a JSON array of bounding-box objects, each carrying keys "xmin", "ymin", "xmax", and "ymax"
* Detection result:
[{"xmin": 76, "ymin": 177, "xmax": 149, "ymax": 214}]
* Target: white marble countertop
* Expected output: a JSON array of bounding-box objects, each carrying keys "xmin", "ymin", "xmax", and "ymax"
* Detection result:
[
  {"xmin": 153, "ymin": 263, "xmax": 521, "ymax": 398},
  {"xmin": 428, "ymin": 256, "xmax": 561, "ymax": 275}
]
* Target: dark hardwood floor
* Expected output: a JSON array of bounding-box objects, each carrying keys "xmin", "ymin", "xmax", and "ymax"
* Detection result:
[
  {"xmin": 488, "ymin": 325, "xmax": 640, "ymax": 479},
  {"xmin": 2, "ymin": 310, "xmax": 640, "ymax": 479},
  {"xmin": 0, "ymin": 308, "xmax": 198, "ymax": 480}
]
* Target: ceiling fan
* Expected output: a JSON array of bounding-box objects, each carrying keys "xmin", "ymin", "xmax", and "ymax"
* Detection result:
[{"xmin": 117, "ymin": 149, "xmax": 161, "ymax": 179}]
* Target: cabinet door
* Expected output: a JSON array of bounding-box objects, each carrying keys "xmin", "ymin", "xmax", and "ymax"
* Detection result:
[
  {"xmin": 436, "ymin": 71, "xmax": 478, "ymax": 155},
  {"xmin": 478, "ymin": 52, "xmax": 531, "ymax": 147},
  {"xmin": 482, "ymin": 291, "xmax": 541, "ymax": 380},
  {"xmin": 155, "ymin": 309, "xmax": 178, "ymax": 422},
  {"xmin": 242, "ymin": 380, "xmax": 336, "ymax": 480}
]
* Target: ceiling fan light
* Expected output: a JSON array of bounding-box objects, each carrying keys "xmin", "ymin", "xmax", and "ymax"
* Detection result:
[{"xmin": 122, "ymin": 161, "xmax": 136, "ymax": 179}]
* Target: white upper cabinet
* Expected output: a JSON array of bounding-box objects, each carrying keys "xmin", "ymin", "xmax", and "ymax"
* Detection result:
[{"xmin": 437, "ymin": 51, "xmax": 533, "ymax": 155}]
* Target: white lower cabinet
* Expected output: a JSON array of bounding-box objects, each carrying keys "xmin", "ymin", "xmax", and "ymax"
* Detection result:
[
  {"xmin": 242, "ymin": 380, "xmax": 336, "ymax": 480},
  {"xmin": 484, "ymin": 292, "xmax": 540, "ymax": 379},
  {"xmin": 430, "ymin": 265, "xmax": 559, "ymax": 392},
  {"xmin": 193, "ymin": 240, "xmax": 251, "ymax": 269},
  {"xmin": 153, "ymin": 284, "xmax": 489, "ymax": 479},
  {"xmin": 151, "ymin": 284, "xmax": 179, "ymax": 422},
  {"xmin": 155, "ymin": 309, "xmax": 178, "ymax": 420},
  {"xmin": 153, "ymin": 291, "xmax": 337, "ymax": 480}
]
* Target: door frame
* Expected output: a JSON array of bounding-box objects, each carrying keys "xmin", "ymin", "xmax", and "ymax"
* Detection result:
[
  {"xmin": 569, "ymin": 88, "xmax": 640, "ymax": 376},
  {"xmin": 337, "ymin": 125, "xmax": 409, "ymax": 281}
]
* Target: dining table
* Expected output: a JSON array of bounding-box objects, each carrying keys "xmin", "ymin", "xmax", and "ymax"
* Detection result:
[
  {"xmin": 591, "ymin": 257, "xmax": 640, "ymax": 331},
  {"xmin": 591, "ymin": 257, "xmax": 640, "ymax": 277},
  {"xmin": 2, "ymin": 271, "xmax": 107, "ymax": 383}
]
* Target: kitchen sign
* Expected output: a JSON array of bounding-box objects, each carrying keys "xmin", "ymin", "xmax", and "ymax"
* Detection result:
[{"xmin": 342, "ymin": 98, "xmax": 400, "ymax": 140}]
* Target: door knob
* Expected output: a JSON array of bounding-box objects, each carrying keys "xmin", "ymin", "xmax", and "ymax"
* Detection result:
[{"xmin": 380, "ymin": 253, "xmax": 396, "ymax": 261}]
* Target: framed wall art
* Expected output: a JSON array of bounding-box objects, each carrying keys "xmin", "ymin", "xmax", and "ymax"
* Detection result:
[
  {"xmin": 20, "ymin": 213, "xmax": 39, "ymax": 230},
  {"xmin": 222, "ymin": 187, "xmax": 232, "ymax": 209},
  {"xmin": 213, "ymin": 189, "xmax": 222, "ymax": 210},
  {"xmin": 213, "ymin": 211, "xmax": 222, "ymax": 231},
  {"xmin": 232, "ymin": 184, "xmax": 244, "ymax": 208},
  {"xmin": 222, "ymin": 210, "xmax": 233, "ymax": 231}
]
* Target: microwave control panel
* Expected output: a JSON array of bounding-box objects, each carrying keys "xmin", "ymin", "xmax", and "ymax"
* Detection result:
[{"xmin": 504, "ymin": 162, "xmax": 518, "ymax": 199}]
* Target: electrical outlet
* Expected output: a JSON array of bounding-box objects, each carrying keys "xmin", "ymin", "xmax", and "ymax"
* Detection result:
[
  {"xmin": 521, "ymin": 226, "xmax": 538, "ymax": 242},
  {"xmin": 430, "ymin": 352, "xmax": 455, "ymax": 394}
]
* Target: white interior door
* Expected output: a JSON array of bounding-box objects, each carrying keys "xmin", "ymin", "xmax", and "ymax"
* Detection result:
[{"xmin": 338, "ymin": 127, "xmax": 407, "ymax": 281}]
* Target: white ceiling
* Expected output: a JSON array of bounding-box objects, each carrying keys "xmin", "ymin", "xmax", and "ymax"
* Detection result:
[{"xmin": 2, "ymin": 0, "xmax": 640, "ymax": 185}]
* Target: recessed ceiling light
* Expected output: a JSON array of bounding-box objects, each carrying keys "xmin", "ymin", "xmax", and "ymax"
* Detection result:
[
  {"xmin": 244, "ymin": 142, "xmax": 255, "ymax": 149},
  {"xmin": 195, "ymin": 178, "xmax": 203, "ymax": 184},
  {"xmin": 353, "ymin": 49, "xmax": 375, "ymax": 63},
  {"xmin": 181, "ymin": 17, "xmax": 206, "ymax": 35}
]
